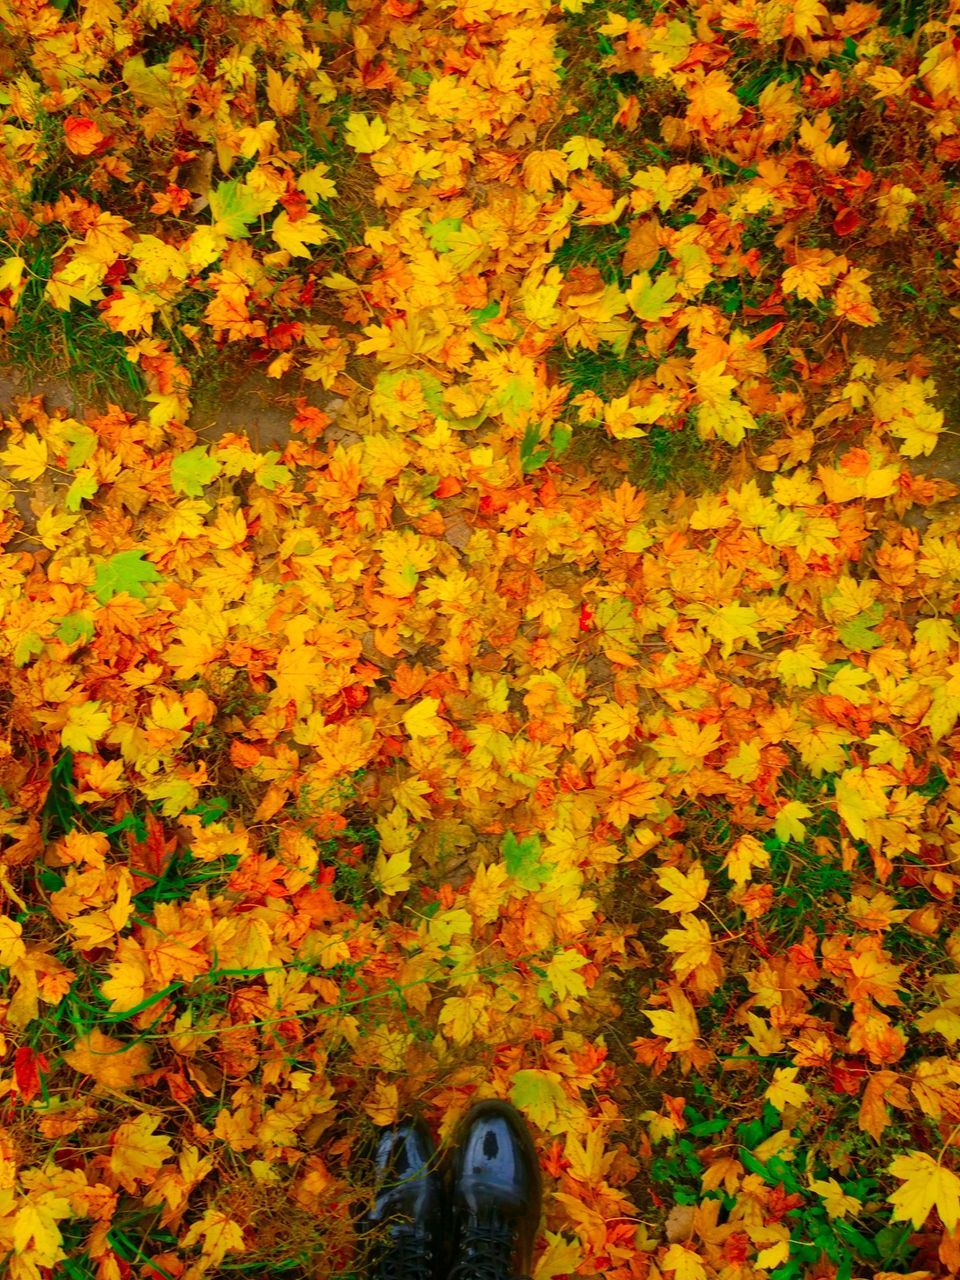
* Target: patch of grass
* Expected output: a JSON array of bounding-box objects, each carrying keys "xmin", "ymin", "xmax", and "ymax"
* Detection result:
[
  {"xmin": 631, "ymin": 424, "xmax": 717, "ymax": 494},
  {"xmin": 558, "ymin": 341, "xmax": 656, "ymax": 399},
  {"xmin": 1, "ymin": 227, "xmax": 146, "ymax": 406},
  {"xmin": 552, "ymin": 223, "xmax": 631, "ymax": 284}
]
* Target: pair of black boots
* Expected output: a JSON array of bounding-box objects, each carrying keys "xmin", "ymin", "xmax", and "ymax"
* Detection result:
[{"xmin": 360, "ymin": 1099, "xmax": 542, "ymax": 1280}]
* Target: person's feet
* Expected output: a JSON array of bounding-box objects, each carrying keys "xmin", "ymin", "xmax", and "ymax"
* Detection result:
[
  {"xmin": 447, "ymin": 1100, "xmax": 543, "ymax": 1280},
  {"xmin": 361, "ymin": 1115, "xmax": 446, "ymax": 1280}
]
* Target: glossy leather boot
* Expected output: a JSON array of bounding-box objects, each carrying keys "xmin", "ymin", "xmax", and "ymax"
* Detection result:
[
  {"xmin": 447, "ymin": 1099, "xmax": 543, "ymax": 1280},
  {"xmin": 360, "ymin": 1116, "xmax": 446, "ymax": 1280}
]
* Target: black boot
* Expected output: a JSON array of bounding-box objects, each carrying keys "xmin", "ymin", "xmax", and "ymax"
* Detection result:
[
  {"xmin": 447, "ymin": 1100, "xmax": 543, "ymax": 1280},
  {"xmin": 360, "ymin": 1116, "xmax": 446, "ymax": 1280}
]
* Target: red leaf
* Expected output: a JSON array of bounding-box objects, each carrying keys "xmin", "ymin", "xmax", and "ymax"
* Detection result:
[
  {"xmin": 833, "ymin": 207, "xmax": 861, "ymax": 236},
  {"xmin": 14, "ymin": 1046, "xmax": 49, "ymax": 1103}
]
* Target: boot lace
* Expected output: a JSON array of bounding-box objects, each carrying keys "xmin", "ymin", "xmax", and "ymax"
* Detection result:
[
  {"xmin": 448, "ymin": 1216, "xmax": 520, "ymax": 1280},
  {"xmin": 370, "ymin": 1223, "xmax": 435, "ymax": 1280}
]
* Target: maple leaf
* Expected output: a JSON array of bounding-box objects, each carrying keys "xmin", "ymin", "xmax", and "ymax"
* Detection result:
[
  {"xmin": 402, "ymin": 697, "xmax": 447, "ymax": 738},
  {"xmin": 835, "ymin": 766, "xmax": 890, "ymax": 840},
  {"xmin": 662, "ymin": 914, "xmax": 713, "ymax": 982},
  {"xmin": 0, "ymin": 432, "xmax": 48, "ymax": 481},
  {"xmin": 644, "ymin": 986, "xmax": 700, "ymax": 1052},
  {"xmin": 509, "ymin": 1069, "xmax": 568, "ymax": 1129},
  {"xmin": 209, "ymin": 179, "xmax": 273, "ymax": 238},
  {"xmin": 887, "ymin": 1152, "xmax": 960, "ymax": 1231},
  {"xmin": 344, "ymin": 113, "xmax": 390, "ymax": 153},
  {"xmin": 272, "ymin": 210, "xmax": 328, "ymax": 257},
  {"xmin": 656, "ymin": 863, "xmax": 709, "ymax": 913},
  {"xmin": 64, "ymin": 115, "xmax": 106, "ymax": 155},
  {"xmin": 662, "ymin": 1243, "xmax": 707, "ymax": 1280},
  {"xmin": 774, "ymin": 801, "xmax": 812, "ymax": 844},
  {"xmin": 765, "ymin": 1066, "xmax": 810, "ymax": 1111},
  {"xmin": 540, "ymin": 948, "xmax": 589, "ymax": 1003},
  {"xmin": 182, "ymin": 1209, "xmax": 246, "ymax": 1268},
  {"xmin": 532, "ymin": 1232, "xmax": 584, "ymax": 1280},
  {"xmin": 64, "ymin": 1028, "xmax": 151, "ymax": 1089},
  {"xmin": 91, "ymin": 549, "xmax": 165, "ymax": 603},
  {"xmin": 170, "ymin": 446, "xmax": 221, "ymax": 496},
  {"xmin": 502, "ymin": 830, "xmax": 551, "ymax": 891},
  {"xmin": 62, "ymin": 700, "xmax": 112, "ymax": 753}
]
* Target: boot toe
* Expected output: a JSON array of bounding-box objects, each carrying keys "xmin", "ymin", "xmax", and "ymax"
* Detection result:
[
  {"xmin": 452, "ymin": 1099, "xmax": 542, "ymax": 1216},
  {"xmin": 367, "ymin": 1117, "xmax": 443, "ymax": 1223}
]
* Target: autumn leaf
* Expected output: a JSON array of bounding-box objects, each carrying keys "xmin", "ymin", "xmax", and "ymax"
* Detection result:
[
  {"xmin": 182, "ymin": 1209, "xmax": 246, "ymax": 1267},
  {"xmin": 656, "ymin": 863, "xmax": 709, "ymax": 914},
  {"xmin": 344, "ymin": 113, "xmax": 390, "ymax": 153},
  {"xmin": 90, "ymin": 549, "xmax": 165, "ymax": 603},
  {"xmin": 887, "ymin": 1152, "xmax": 960, "ymax": 1231},
  {"xmin": 509, "ymin": 1069, "xmax": 568, "ymax": 1130},
  {"xmin": 170, "ymin": 446, "xmax": 221, "ymax": 496},
  {"xmin": 64, "ymin": 1028, "xmax": 151, "ymax": 1089}
]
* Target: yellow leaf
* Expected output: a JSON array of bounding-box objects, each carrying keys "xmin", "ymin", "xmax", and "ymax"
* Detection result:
[
  {"xmin": 0, "ymin": 433, "xmax": 48, "ymax": 482},
  {"xmin": 533, "ymin": 1231, "xmax": 583, "ymax": 1280},
  {"xmin": 402, "ymin": 696, "xmax": 447, "ymax": 739},
  {"xmin": 644, "ymin": 986, "xmax": 700, "ymax": 1051},
  {"xmin": 181, "ymin": 1208, "xmax": 246, "ymax": 1267},
  {"xmin": 723, "ymin": 740, "xmax": 761, "ymax": 782},
  {"xmin": 835, "ymin": 766, "xmax": 890, "ymax": 840},
  {"xmin": 62, "ymin": 700, "xmax": 112, "ymax": 753},
  {"xmin": 13, "ymin": 1196, "xmax": 69, "ymax": 1270},
  {"xmin": 887, "ymin": 1151, "xmax": 960, "ymax": 1230},
  {"xmin": 266, "ymin": 66, "xmax": 298, "ymax": 116},
  {"xmin": 0, "ymin": 915, "xmax": 26, "ymax": 966},
  {"xmin": 372, "ymin": 848, "xmax": 412, "ymax": 897},
  {"xmin": 775, "ymin": 800, "xmax": 812, "ymax": 843},
  {"xmin": 765, "ymin": 1066, "xmax": 810, "ymax": 1111},
  {"xmin": 656, "ymin": 863, "xmax": 709, "ymax": 913},
  {"xmin": 562, "ymin": 135, "xmax": 605, "ymax": 170},
  {"xmin": 662, "ymin": 1243, "xmax": 707, "ymax": 1280},
  {"xmin": 724, "ymin": 834, "xmax": 769, "ymax": 888},
  {"xmin": 363, "ymin": 1079, "xmax": 400, "ymax": 1127},
  {"xmin": 102, "ymin": 287, "xmax": 156, "ymax": 335},
  {"xmin": 101, "ymin": 949, "xmax": 148, "ymax": 1014},
  {"xmin": 521, "ymin": 149, "xmax": 569, "ymax": 196},
  {"xmin": 775, "ymin": 643, "xmax": 827, "ymax": 689},
  {"xmin": 110, "ymin": 1113, "xmax": 174, "ymax": 1192},
  {"xmin": 662, "ymin": 914, "xmax": 713, "ymax": 981},
  {"xmin": 64, "ymin": 1027, "xmax": 151, "ymax": 1089},
  {"xmin": 543, "ymin": 949, "xmax": 589, "ymax": 1002},
  {"xmin": 439, "ymin": 991, "xmax": 489, "ymax": 1046},
  {"xmin": 808, "ymin": 1176, "xmax": 861, "ymax": 1219},
  {"xmin": 872, "ymin": 375, "xmax": 944, "ymax": 458},
  {"xmin": 344, "ymin": 112, "xmax": 390, "ymax": 153},
  {"xmin": 272, "ymin": 210, "xmax": 328, "ymax": 258}
]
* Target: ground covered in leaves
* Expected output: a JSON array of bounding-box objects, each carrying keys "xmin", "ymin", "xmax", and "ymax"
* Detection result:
[{"xmin": 1, "ymin": 0, "xmax": 960, "ymax": 1277}]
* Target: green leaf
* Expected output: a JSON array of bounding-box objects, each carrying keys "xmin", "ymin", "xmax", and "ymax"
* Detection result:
[
  {"xmin": 502, "ymin": 830, "xmax": 550, "ymax": 890},
  {"xmin": 55, "ymin": 613, "xmax": 95, "ymax": 646},
  {"xmin": 14, "ymin": 631, "xmax": 44, "ymax": 667},
  {"xmin": 551, "ymin": 423, "xmax": 572, "ymax": 458},
  {"xmin": 65, "ymin": 425, "xmax": 98, "ymax": 470},
  {"xmin": 471, "ymin": 301, "xmax": 500, "ymax": 324},
  {"xmin": 170, "ymin": 446, "xmax": 221, "ymax": 497},
  {"xmin": 122, "ymin": 55, "xmax": 174, "ymax": 111},
  {"xmin": 427, "ymin": 218, "xmax": 462, "ymax": 252},
  {"xmin": 837, "ymin": 602, "xmax": 884, "ymax": 651},
  {"xmin": 209, "ymin": 179, "xmax": 272, "ymax": 238},
  {"xmin": 496, "ymin": 375, "xmax": 534, "ymax": 423},
  {"xmin": 508, "ymin": 1069, "xmax": 567, "ymax": 1128},
  {"xmin": 520, "ymin": 423, "xmax": 550, "ymax": 474},
  {"xmin": 626, "ymin": 269, "xmax": 678, "ymax": 322},
  {"xmin": 91, "ymin": 549, "xmax": 164, "ymax": 604},
  {"xmin": 65, "ymin": 471, "xmax": 98, "ymax": 512},
  {"xmin": 254, "ymin": 453, "xmax": 293, "ymax": 491}
]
